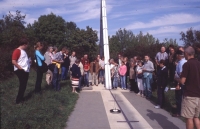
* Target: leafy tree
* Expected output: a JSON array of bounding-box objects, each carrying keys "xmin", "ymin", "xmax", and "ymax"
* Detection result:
[
  {"xmin": 109, "ymin": 28, "xmax": 178, "ymax": 61},
  {"xmin": 0, "ymin": 10, "xmax": 26, "ymax": 78},
  {"xmin": 180, "ymin": 28, "xmax": 200, "ymax": 47},
  {"xmin": 29, "ymin": 13, "xmax": 66, "ymax": 47}
]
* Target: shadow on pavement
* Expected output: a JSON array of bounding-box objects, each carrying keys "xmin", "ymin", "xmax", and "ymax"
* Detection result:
[{"xmin": 146, "ymin": 109, "xmax": 180, "ymax": 129}]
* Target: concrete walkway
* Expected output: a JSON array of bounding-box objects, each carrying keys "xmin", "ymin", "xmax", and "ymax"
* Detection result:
[{"xmin": 66, "ymin": 84, "xmax": 185, "ymax": 129}]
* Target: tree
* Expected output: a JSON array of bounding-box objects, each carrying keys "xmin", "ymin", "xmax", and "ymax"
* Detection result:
[
  {"xmin": 29, "ymin": 13, "xmax": 66, "ymax": 47},
  {"xmin": 109, "ymin": 28, "xmax": 178, "ymax": 60},
  {"xmin": 0, "ymin": 10, "xmax": 26, "ymax": 78},
  {"xmin": 180, "ymin": 28, "xmax": 200, "ymax": 47}
]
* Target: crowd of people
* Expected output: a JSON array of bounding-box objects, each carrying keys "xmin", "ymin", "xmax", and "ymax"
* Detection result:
[{"xmin": 12, "ymin": 38, "xmax": 200, "ymax": 129}]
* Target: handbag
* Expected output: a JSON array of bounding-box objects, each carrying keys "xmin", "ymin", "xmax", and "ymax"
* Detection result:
[
  {"xmin": 48, "ymin": 64, "xmax": 55, "ymax": 72},
  {"xmin": 35, "ymin": 54, "xmax": 48, "ymax": 73},
  {"xmin": 38, "ymin": 61, "xmax": 48, "ymax": 73},
  {"xmin": 137, "ymin": 73, "xmax": 143, "ymax": 79}
]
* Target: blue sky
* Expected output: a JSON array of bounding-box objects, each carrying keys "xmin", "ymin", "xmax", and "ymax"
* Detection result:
[{"xmin": 0, "ymin": 0, "xmax": 200, "ymax": 45}]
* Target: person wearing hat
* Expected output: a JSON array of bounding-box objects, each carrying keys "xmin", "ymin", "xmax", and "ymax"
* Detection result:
[{"xmin": 172, "ymin": 50, "xmax": 187, "ymax": 117}]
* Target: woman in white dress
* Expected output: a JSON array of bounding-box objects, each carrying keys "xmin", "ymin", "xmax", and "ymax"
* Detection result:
[{"xmin": 136, "ymin": 61, "xmax": 144, "ymax": 97}]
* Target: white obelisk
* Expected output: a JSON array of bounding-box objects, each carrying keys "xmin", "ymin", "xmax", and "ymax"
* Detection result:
[{"xmin": 101, "ymin": 0, "xmax": 112, "ymax": 89}]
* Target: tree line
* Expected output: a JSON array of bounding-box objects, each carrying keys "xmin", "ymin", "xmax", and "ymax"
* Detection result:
[
  {"xmin": 0, "ymin": 10, "xmax": 199, "ymax": 79},
  {"xmin": 0, "ymin": 11, "xmax": 98, "ymax": 78},
  {"xmin": 109, "ymin": 28, "xmax": 200, "ymax": 61}
]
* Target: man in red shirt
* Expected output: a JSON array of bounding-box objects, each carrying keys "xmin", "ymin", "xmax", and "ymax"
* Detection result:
[
  {"xmin": 12, "ymin": 38, "xmax": 30, "ymax": 104},
  {"xmin": 176, "ymin": 46, "xmax": 200, "ymax": 129}
]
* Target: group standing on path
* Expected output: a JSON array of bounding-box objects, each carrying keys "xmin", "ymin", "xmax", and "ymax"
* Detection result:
[{"xmin": 12, "ymin": 38, "xmax": 200, "ymax": 129}]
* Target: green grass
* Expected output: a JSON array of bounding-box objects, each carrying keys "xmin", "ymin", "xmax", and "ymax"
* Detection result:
[
  {"xmin": 0, "ymin": 69, "xmax": 78, "ymax": 129},
  {"xmin": 151, "ymin": 83, "xmax": 186, "ymax": 122}
]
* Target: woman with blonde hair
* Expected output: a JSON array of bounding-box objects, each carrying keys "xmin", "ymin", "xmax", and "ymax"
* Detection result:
[{"xmin": 34, "ymin": 42, "xmax": 45, "ymax": 94}]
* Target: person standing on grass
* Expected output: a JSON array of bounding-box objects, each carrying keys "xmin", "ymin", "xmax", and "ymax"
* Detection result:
[
  {"xmin": 175, "ymin": 46, "xmax": 200, "ymax": 129},
  {"xmin": 168, "ymin": 46, "xmax": 176, "ymax": 83},
  {"xmin": 142, "ymin": 54, "xmax": 155, "ymax": 99},
  {"xmin": 70, "ymin": 59, "xmax": 81, "ymax": 93},
  {"xmin": 154, "ymin": 60, "xmax": 168, "ymax": 109},
  {"xmin": 34, "ymin": 42, "xmax": 45, "ymax": 94},
  {"xmin": 44, "ymin": 46, "xmax": 54, "ymax": 85},
  {"xmin": 12, "ymin": 38, "xmax": 30, "ymax": 104},
  {"xmin": 61, "ymin": 49, "xmax": 70, "ymax": 80},
  {"xmin": 52, "ymin": 47, "xmax": 64, "ymax": 91},
  {"xmin": 119, "ymin": 61, "xmax": 127, "ymax": 90},
  {"xmin": 136, "ymin": 61, "xmax": 144, "ymax": 97},
  {"xmin": 172, "ymin": 50, "xmax": 187, "ymax": 117}
]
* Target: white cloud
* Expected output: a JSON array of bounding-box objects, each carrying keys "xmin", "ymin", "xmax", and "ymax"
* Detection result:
[
  {"xmin": 125, "ymin": 13, "xmax": 200, "ymax": 30},
  {"xmin": 147, "ymin": 26, "xmax": 184, "ymax": 35}
]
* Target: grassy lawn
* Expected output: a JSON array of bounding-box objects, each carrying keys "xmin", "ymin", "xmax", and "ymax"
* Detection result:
[
  {"xmin": 0, "ymin": 70, "xmax": 78, "ymax": 129},
  {"xmin": 151, "ymin": 83, "xmax": 186, "ymax": 122}
]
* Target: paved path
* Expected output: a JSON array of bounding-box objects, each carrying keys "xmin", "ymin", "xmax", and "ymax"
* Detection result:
[{"xmin": 66, "ymin": 84, "xmax": 185, "ymax": 129}]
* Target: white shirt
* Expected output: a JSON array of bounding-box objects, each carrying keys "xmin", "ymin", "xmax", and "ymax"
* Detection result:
[
  {"xmin": 99, "ymin": 59, "xmax": 105, "ymax": 69},
  {"xmin": 79, "ymin": 62, "xmax": 84, "ymax": 76},
  {"xmin": 14, "ymin": 49, "xmax": 30, "ymax": 72}
]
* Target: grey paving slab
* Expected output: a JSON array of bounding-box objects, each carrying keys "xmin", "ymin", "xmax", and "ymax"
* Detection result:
[
  {"xmin": 66, "ymin": 91, "xmax": 110, "ymax": 129},
  {"xmin": 82, "ymin": 86, "xmax": 93, "ymax": 90},
  {"xmin": 122, "ymin": 92, "xmax": 186, "ymax": 129}
]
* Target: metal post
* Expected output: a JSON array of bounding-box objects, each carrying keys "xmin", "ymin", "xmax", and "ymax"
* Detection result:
[
  {"xmin": 101, "ymin": 0, "xmax": 111, "ymax": 89},
  {"xmin": 99, "ymin": 1, "xmax": 104, "ymax": 58}
]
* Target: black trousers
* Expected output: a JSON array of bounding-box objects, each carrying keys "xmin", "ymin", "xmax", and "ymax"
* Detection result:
[
  {"xmin": 157, "ymin": 87, "xmax": 165, "ymax": 107},
  {"xmin": 125, "ymin": 75, "xmax": 128, "ymax": 89},
  {"xmin": 169, "ymin": 64, "xmax": 176, "ymax": 82},
  {"xmin": 175, "ymin": 89, "xmax": 183, "ymax": 115},
  {"xmin": 35, "ymin": 69, "xmax": 43, "ymax": 93},
  {"xmin": 130, "ymin": 79, "xmax": 139, "ymax": 93},
  {"xmin": 15, "ymin": 69, "xmax": 29, "ymax": 104}
]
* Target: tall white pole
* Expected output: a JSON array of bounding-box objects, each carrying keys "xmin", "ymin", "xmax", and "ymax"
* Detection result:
[{"xmin": 101, "ymin": 0, "xmax": 112, "ymax": 89}]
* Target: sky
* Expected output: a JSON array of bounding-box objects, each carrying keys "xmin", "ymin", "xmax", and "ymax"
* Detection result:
[{"xmin": 0, "ymin": 0, "xmax": 200, "ymax": 45}]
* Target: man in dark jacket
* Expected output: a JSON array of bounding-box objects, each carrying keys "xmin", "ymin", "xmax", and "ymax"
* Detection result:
[{"xmin": 155, "ymin": 60, "xmax": 168, "ymax": 109}]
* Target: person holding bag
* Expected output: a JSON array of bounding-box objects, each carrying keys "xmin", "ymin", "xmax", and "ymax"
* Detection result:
[{"xmin": 34, "ymin": 42, "xmax": 46, "ymax": 94}]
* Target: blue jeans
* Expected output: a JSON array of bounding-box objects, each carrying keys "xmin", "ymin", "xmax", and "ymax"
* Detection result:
[
  {"xmin": 61, "ymin": 67, "xmax": 69, "ymax": 80},
  {"xmin": 120, "ymin": 76, "xmax": 126, "ymax": 89},
  {"xmin": 143, "ymin": 73, "xmax": 153, "ymax": 98},
  {"xmin": 52, "ymin": 67, "xmax": 60, "ymax": 91},
  {"xmin": 79, "ymin": 76, "xmax": 83, "ymax": 89},
  {"xmin": 84, "ymin": 71, "xmax": 89, "ymax": 86},
  {"xmin": 113, "ymin": 77, "xmax": 119, "ymax": 88}
]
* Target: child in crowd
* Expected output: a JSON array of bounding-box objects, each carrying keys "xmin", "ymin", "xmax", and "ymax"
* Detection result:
[
  {"xmin": 119, "ymin": 61, "xmax": 127, "ymax": 90},
  {"xmin": 111, "ymin": 62, "xmax": 119, "ymax": 89},
  {"xmin": 83, "ymin": 60, "xmax": 90, "ymax": 87},
  {"xmin": 136, "ymin": 61, "xmax": 144, "ymax": 97},
  {"xmin": 154, "ymin": 60, "xmax": 168, "ymax": 109}
]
